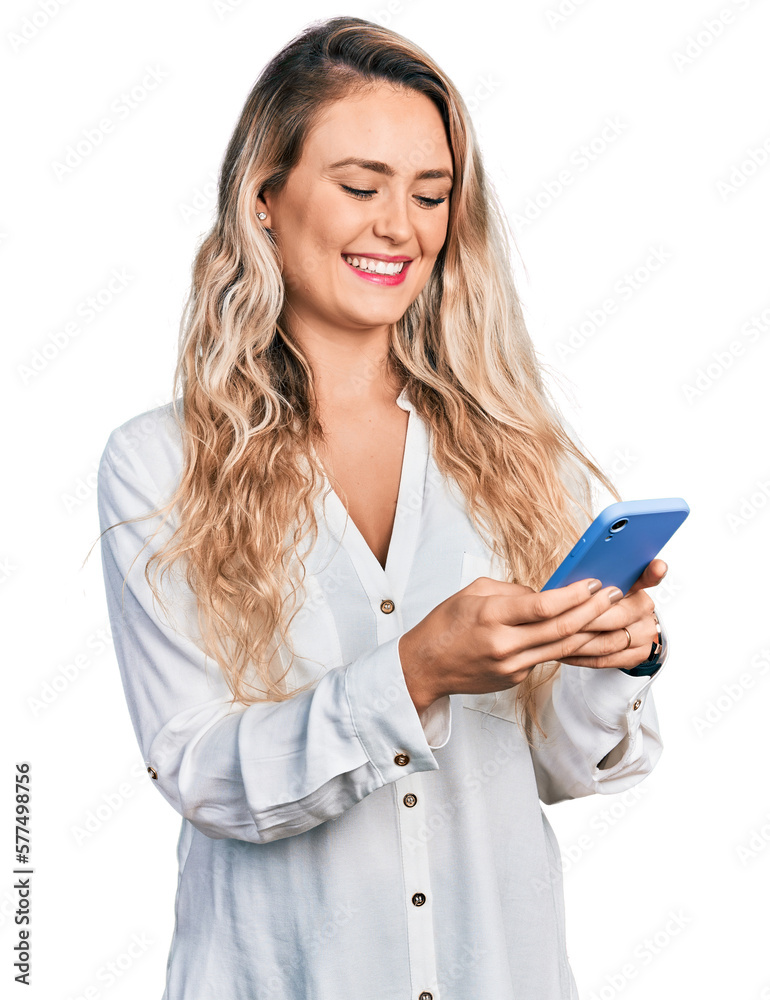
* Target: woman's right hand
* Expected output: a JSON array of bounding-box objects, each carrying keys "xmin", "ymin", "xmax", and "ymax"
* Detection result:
[{"xmin": 398, "ymin": 576, "xmax": 625, "ymax": 713}]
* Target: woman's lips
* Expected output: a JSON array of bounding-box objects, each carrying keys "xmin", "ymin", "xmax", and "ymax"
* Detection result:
[{"xmin": 341, "ymin": 255, "xmax": 412, "ymax": 286}]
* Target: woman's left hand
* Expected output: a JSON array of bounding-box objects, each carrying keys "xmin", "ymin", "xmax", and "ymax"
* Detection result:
[{"xmin": 557, "ymin": 558, "xmax": 668, "ymax": 670}]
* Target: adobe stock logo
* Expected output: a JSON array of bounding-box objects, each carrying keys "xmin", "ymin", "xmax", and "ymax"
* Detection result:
[
  {"xmin": 671, "ymin": 0, "xmax": 759, "ymax": 73},
  {"xmin": 585, "ymin": 909, "xmax": 692, "ymax": 1000},
  {"xmin": 7, "ymin": 0, "xmax": 71, "ymax": 52},
  {"xmin": 735, "ymin": 811, "xmax": 770, "ymax": 866},
  {"xmin": 552, "ymin": 246, "xmax": 672, "ymax": 361},
  {"xmin": 690, "ymin": 648, "xmax": 770, "ymax": 735},
  {"xmin": 680, "ymin": 301, "xmax": 770, "ymax": 403},
  {"xmin": 51, "ymin": 67, "xmax": 170, "ymax": 179},
  {"xmin": 512, "ymin": 117, "xmax": 629, "ymax": 230},
  {"xmin": 17, "ymin": 268, "xmax": 134, "ymax": 385},
  {"xmin": 716, "ymin": 135, "xmax": 770, "ymax": 200},
  {"xmin": 544, "ymin": 0, "xmax": 592, "ymax": 30},
  {"xmin": 726, "ymin": 477, "xmax": 770, "ymax": 533}
]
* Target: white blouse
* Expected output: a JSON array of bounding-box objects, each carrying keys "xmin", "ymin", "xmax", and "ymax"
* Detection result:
[{"xmin": 97, "ymin": 385, "xmax": 666, "ymax": 1000}]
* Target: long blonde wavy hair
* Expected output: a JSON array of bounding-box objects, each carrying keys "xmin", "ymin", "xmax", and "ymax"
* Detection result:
[{"xmin": 100, "ymin": 15, "xmax": 619, "ymax": 744}]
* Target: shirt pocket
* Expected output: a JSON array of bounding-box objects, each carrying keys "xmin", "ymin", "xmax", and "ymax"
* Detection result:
[
  {"xmin": 460, "ymin": 549, "xmax": 520, "ymax": 723},
  {"xmin": 460, "ymin": 548, "xmax": 509, "ymax": 589}
]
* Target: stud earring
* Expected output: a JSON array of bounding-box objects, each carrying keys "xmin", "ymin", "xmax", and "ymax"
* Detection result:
[{"xmin": 257, "ymin": 212, "xmax": 267, "ymax": 220}]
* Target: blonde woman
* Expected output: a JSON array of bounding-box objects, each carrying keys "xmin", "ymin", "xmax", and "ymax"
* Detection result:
[{"xmin": 97, "ymin": 16, "xmax": 669, "ymax": 1000}]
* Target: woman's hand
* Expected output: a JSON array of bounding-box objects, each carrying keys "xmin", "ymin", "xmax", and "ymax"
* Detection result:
[
  {"xmin": 556, "ymin": 558, "xmax": 668, "ymax": 670},
  {"xmin": 398, "ymin": 576, "xmax": 625, "ymax": 713}
]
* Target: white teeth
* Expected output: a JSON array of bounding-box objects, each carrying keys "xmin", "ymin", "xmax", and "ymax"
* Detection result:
[{"xmin": 344, "ymin": 255, "xmax": 406, "ymax": 275}]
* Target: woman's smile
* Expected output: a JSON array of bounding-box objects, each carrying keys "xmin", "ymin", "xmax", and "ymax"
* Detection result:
[{"xmin": 341, "ymin": 253, "xmax": 413, "ymax": 285}]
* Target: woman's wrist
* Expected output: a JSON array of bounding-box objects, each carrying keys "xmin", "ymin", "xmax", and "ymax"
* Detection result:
[{"xmin": 398, "ymin": 631, "xmax": 439, "ymax": 715}]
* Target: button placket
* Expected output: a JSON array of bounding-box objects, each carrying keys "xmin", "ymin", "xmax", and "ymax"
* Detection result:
[
  {"xmin": 319, "ymin": 394, "xmax": 439, "ymax": 995},
  {"xmin": 394, "ymin": 770, "xmax": 440, "ymax": 997}
]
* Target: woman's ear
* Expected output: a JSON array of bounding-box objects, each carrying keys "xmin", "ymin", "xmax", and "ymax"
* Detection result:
[{"xmin": 256, "ymin": 187, "xmax": 272, "ymax": 227}]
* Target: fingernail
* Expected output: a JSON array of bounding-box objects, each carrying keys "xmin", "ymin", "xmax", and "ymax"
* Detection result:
[
  {"xmin": 608, "ymin": 587, "xmax": 624, "ymax": 603},
  {"xmin": 587, "ymin": 579, "xmax": 602, "ymax": 594}
]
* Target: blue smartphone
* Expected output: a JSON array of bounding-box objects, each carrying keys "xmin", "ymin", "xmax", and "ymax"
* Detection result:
[{"xmin": 541, "ymin": 498, "xmax": 690, "ymax": 595}]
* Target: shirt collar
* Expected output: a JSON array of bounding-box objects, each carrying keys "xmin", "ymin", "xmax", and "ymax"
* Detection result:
[{"xmin": 396, "ymin": 383, "xmax": 413, "ymax": 412}]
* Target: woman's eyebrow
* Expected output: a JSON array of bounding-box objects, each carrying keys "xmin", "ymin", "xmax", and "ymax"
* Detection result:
[{"xmin": 328, "ymin": 156, "xmax": 452, "ymax": 182}]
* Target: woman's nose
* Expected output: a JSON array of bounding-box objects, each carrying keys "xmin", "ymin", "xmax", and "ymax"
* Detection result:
[{"xmin": 371, "ymin": 195, "xmax": 414, "ymax": 245}]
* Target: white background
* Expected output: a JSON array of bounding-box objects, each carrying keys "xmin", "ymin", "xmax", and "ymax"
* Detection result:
[{"xmin": 3, "ymin": 0, "xmax": 769, "ymax": 997}]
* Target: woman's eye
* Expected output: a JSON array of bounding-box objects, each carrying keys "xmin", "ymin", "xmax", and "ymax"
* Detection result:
[
  {"xmin": 340, "ymin": 184, "xmax": 447, "ymax": 208},
  {"xmin": 341, "ymin": 185, "xmax": 376, "ymax": 199}
]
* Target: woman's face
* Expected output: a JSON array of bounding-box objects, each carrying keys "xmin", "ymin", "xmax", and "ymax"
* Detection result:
[{"xmin": 259, "ymin": 83, "xmax": 453, "ymax": 349}]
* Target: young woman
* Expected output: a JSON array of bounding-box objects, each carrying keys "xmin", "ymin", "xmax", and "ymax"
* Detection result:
[{"xmin": 97, "ymin": 16, "xmax": 669, "ymax": 1000}]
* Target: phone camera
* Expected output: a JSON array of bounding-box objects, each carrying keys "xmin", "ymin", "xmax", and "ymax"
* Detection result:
[{"xmin": 609, "ymin": 518, "xmax": 628, "ymax": 533}]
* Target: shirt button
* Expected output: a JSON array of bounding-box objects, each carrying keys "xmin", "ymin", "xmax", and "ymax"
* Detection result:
[
  {"xmin": 380, "ymin": 599, "xmax": 395, "ymax": 614},
  {"xmin": 147, "ymin": 766, "xmax": 158, "ymax": 780},
  {"xmin": 394, "ymin": 753, "xmax": 410, "ymax": 766},
  {"xmin": 412, "ymin": 892, "xmax": 426, "ymax": 906},
  {"xmin": 633, "ymin": 699, "xmax": 642, "ymax": 711},
  {"xmin": 403, "ymin": 793, "xmax": 418, "ymax": 808},
  {"xmin": 419, "ymin": 993, "xmax": 434, "ymax": 1000}
]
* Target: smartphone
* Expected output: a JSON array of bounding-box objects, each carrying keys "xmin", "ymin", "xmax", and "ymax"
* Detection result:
[{"xmin": 540, "ymin": 498, "xmax": 690, "ymax": 595}]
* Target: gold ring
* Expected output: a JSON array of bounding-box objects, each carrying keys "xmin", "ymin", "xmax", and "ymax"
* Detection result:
[{"xmin": 622, "ymin": 627, "xmax": 632, "ymax": 650}]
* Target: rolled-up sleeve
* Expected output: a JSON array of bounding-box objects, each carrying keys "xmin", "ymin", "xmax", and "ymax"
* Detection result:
[
  {"xmin": 529, "ymin": 654, "xmax": 666, "ymax": 804},
  {"xmin": 97, "ymin": 427, "xmax": 446, "ymax": 845},
  {"xmin": 527, "ymin": 414, "xmax": 667, "ymax": 802}
]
